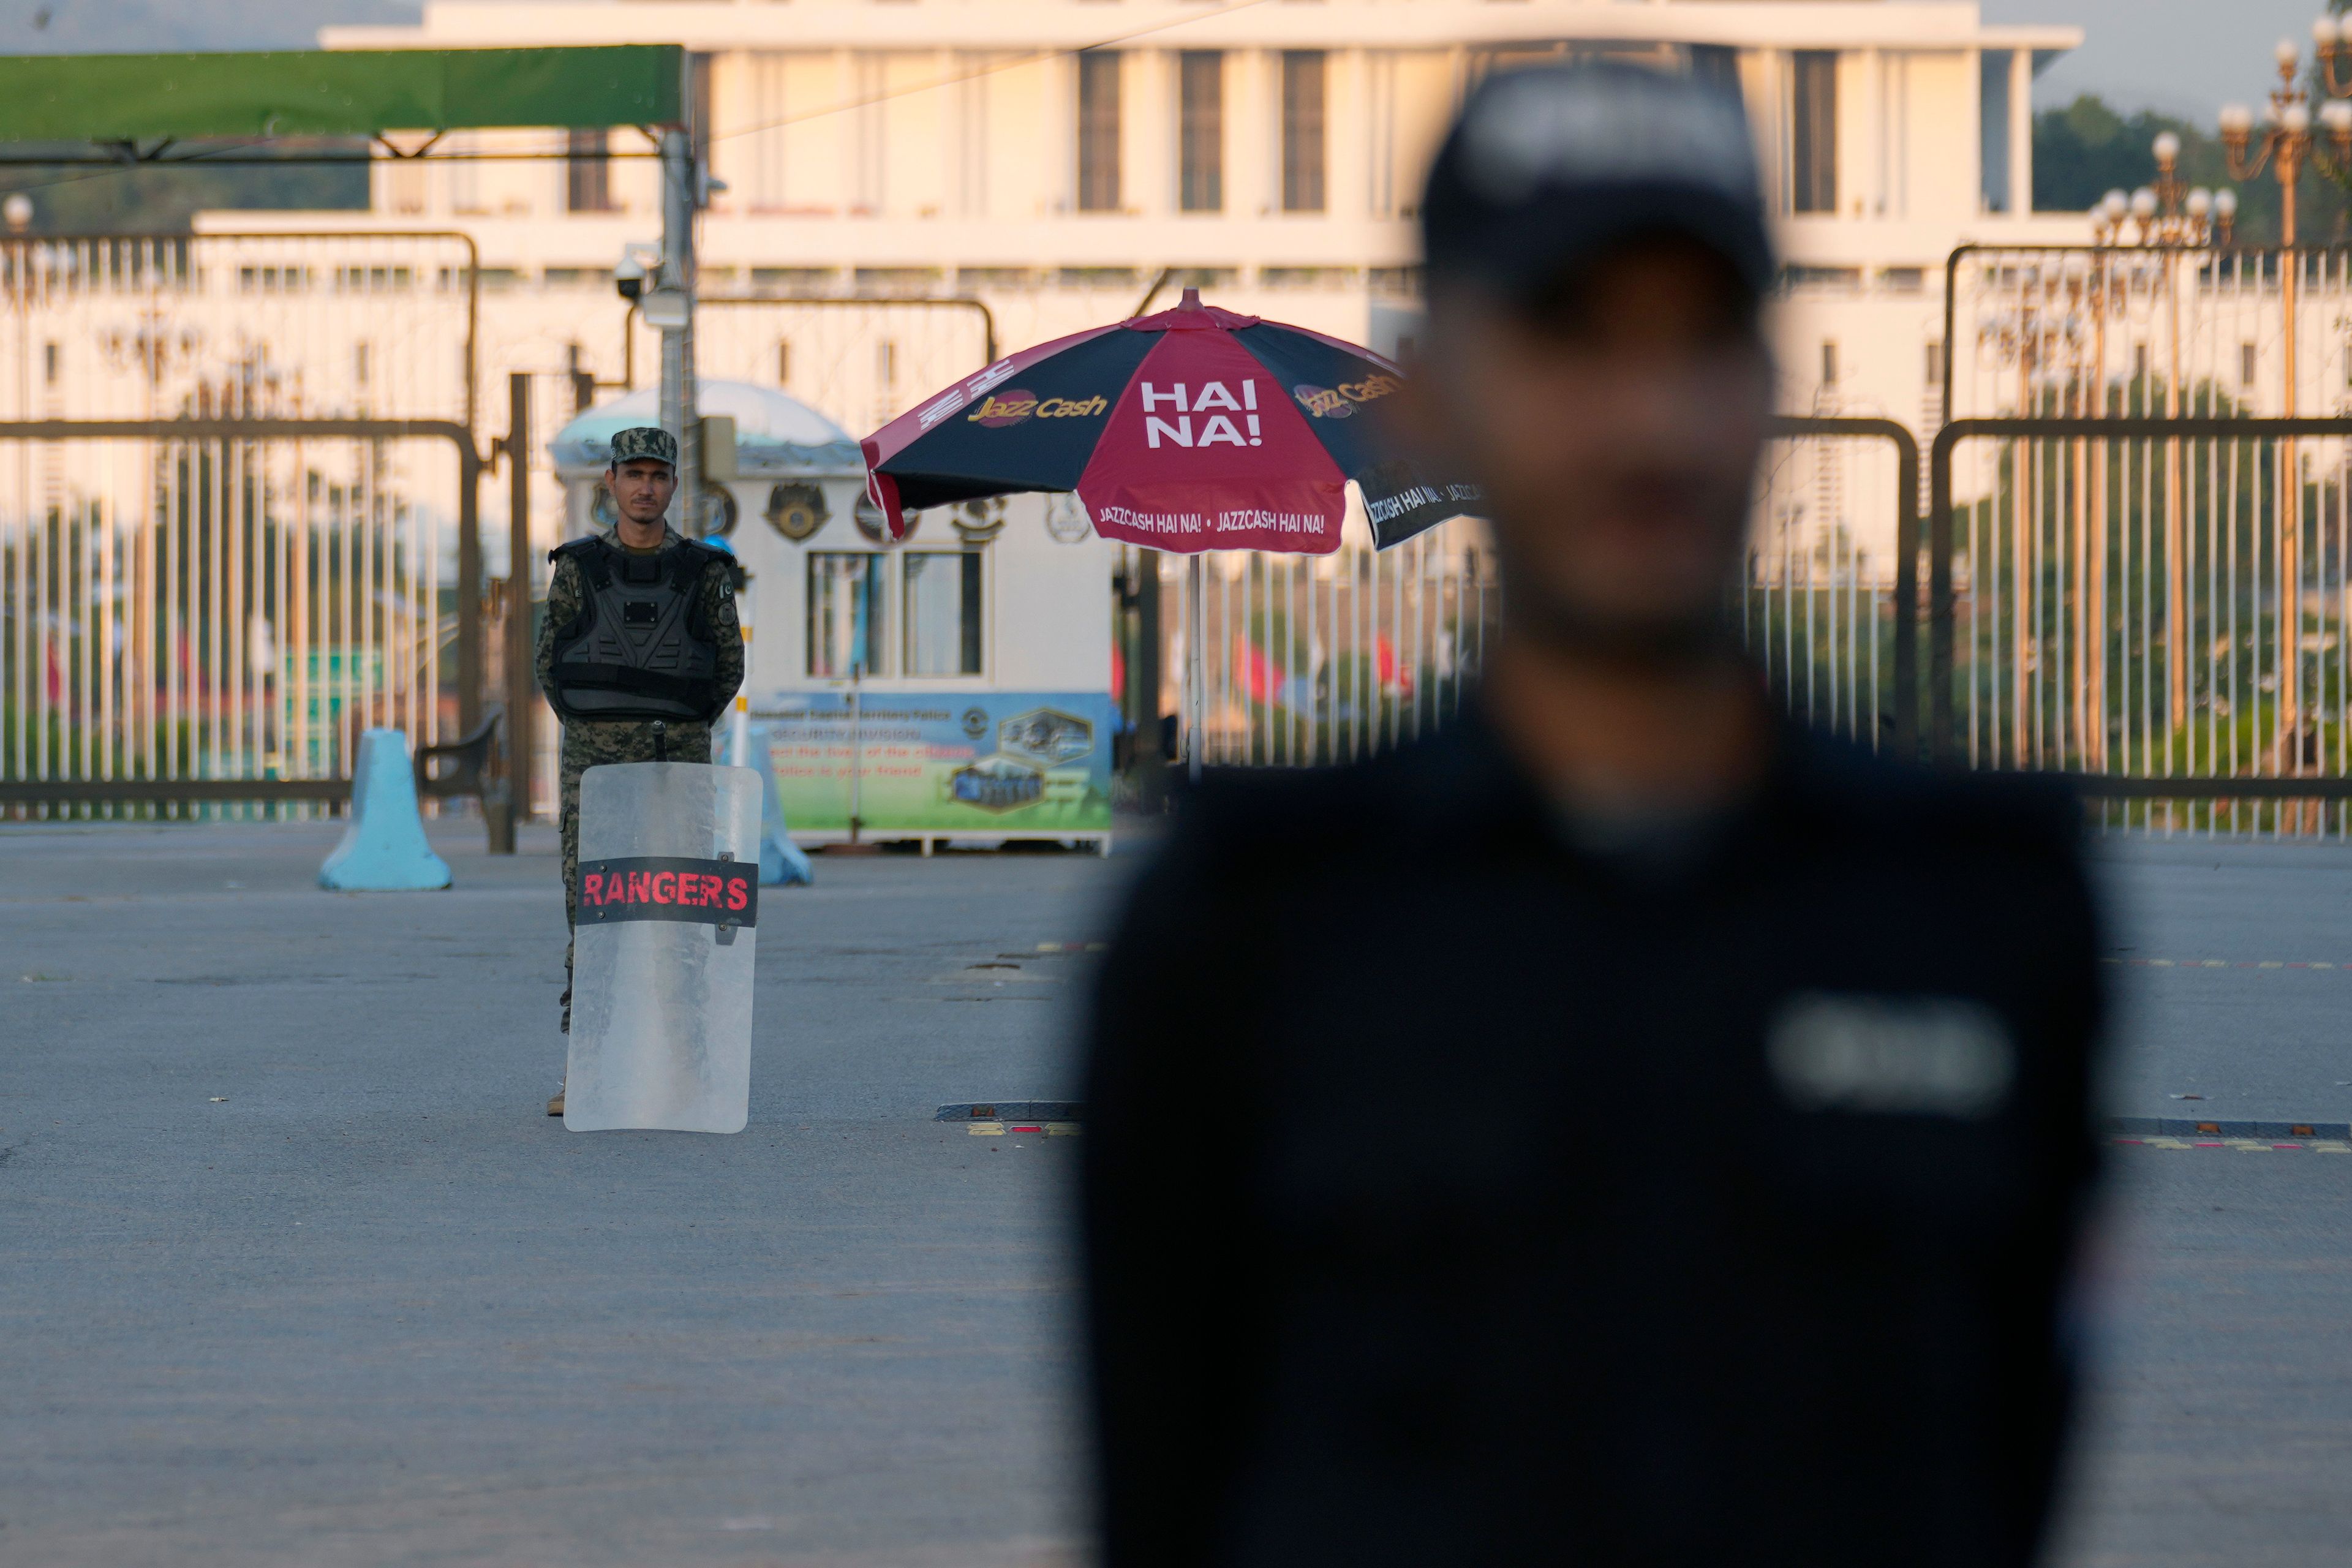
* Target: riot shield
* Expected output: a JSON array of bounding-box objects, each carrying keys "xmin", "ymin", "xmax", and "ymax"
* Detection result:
[{"xmin": 565, "ymin": 762, "xmax": 761, "ymax": 1134}]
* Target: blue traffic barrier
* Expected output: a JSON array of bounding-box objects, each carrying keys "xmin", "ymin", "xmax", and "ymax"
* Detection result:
[
  {"xmin": 318, "ymin": 729, "xmax": 453, "ymax": 891},
  {"xmin": 745, "ymin": 722, "xmax": 813, "ymax": 887}
]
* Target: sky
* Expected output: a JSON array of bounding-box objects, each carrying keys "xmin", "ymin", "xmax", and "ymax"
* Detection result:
[
  {"xmin": 1965, "ymin": 1, "xmax": 2334, "ymax": 120},
  {"xmin": 0, "ymin": 1, "xmax": 417, "ymax": 53},
  {"xmin": 0, "ymin": 0, "xmax": 2323, "ymax": 128}
]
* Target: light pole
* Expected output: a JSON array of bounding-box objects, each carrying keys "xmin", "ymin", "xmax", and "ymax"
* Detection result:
[
  {"xmin": 2086, "ymin": 135, "xmax": 2229, "ymax": 734},
  {"xmin": 655, "ymin": 128, "xmax": 699, "ymax": 535},
  {"xmin": 2216, "ymin": 24, "xmax": 2352, "ymax": 776},
  {"xmin": 2086, "ymin": 133, "xmax": 2225, "ymax": 249},
  {"xmin": 2217, "ymin": 34, "xmax": 2352, "ymax": 415}
]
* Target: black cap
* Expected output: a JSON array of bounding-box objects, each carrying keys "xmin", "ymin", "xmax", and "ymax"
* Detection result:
[{"xmin": 1421, "ymin": 62, "xmax": 1774, "ymax": 306}]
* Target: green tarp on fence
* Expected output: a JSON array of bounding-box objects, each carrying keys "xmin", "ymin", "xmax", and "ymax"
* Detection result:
[{"xmin": 0, "ymin": 45, "xmax": 684, "ymax": 141}]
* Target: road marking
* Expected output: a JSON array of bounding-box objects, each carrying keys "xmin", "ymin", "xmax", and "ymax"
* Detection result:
[
  {"xmin": 2105, "ymin": 957, "xmax": 2346, "ymax": 969},
  {"xmin": 2114, "ymin": 1137, "xmax": 2352, "ymax": 1155}
]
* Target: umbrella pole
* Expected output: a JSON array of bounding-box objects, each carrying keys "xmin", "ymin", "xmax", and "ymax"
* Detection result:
[
  {"xmin": 849, "ymin": 661, "xmax": 864, "ymax": 843},
  {"xmin": 1188, "ymin": 554, "xmax": 1205, "ymax": 784}
]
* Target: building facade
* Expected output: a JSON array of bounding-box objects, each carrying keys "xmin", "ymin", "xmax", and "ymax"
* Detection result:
[{"xmin": 270, "ymin": 0, "xmax": 2085, "ymax": 445}]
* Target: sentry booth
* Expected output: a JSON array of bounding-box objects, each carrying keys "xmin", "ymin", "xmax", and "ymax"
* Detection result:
[{"xmin": 550, "ymin": 381, "xmax": 1116, "ymax": 853}]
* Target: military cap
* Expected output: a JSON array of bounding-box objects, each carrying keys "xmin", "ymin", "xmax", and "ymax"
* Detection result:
[{"xmin": 608, "ymin": 426, "xmax": 677, "ymax": 467}]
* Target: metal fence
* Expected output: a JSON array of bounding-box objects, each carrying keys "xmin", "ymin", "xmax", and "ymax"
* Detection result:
[
  {"xmin": 1943, "ymin": 244, "xmax": 2352, "ymax": 429},
  {"xmin": 1931, "ymin": 414, "xmax": 2352, "ymax": 833},
  {"xmin": 1937, "ymin": 241, "xmax": 2352, "ymax": 832},
  {"xmin": 0, "ymin": 232, "xmax": 478, "ymax": 427},
  {"xmin": 1746, "ymin": 417, "xmax": 1921, "ymax": 753},
  {"xmin": 1153, "ymin": 511, "xmax": 1498, "ymax": 769},
  {"xmin": 0, "ymin": 422, "xmax": 477, "ymax": 815},
  {"xmin": 0, "ymin": 234, "xmax": 482, "ymax": 816},
  {"xmin": 1145, "ymin": 418, "xmax": 1920, "ymax": 769}
]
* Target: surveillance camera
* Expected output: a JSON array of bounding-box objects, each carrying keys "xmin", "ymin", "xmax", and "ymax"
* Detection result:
[{"xmin": 614, "ymin": 255, "xmax": 645, "ymax": 301}]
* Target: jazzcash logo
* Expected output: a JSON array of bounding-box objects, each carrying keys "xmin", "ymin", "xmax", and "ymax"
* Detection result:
[
  {"xmin": 1140, "ymin": 381, "xmax": 1264, "ymax": 449},
  {"xmin": 1293, "ymin": 374, "xmax": 1401, "ymax": 420},
  {"xmin": 968, "ymin": 390, "xmax": 1110, "ymax": 428}
]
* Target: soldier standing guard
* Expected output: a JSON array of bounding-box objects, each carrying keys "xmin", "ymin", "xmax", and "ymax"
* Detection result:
[{"xmin": 534, "ymin": 426, "xmax": 745, "ymax": 1117}]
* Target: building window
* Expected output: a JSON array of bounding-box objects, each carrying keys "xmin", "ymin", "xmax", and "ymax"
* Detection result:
[
  {"xmin": 1791, "ymin": 51, "xmax": 1837, "ymax": 214},
  {"xmin": 2242, "ymin": 342, "xmax": 2258, "ymax": 388},
  {"xmin": 1179, "ymin": 51, "xmax": 1223, "ymax": 213},
  {"xmin": 565, "ymin": 128, "xmax": 611, "ymax": 213},
  {"xmin": 1979, "ymin": 50, "xmax": 2013, "ymax": 213},
  {"xmin": 1924, "ymin": 341, "xmax": 1943, "ymax": 387},
  {"xmin": 1281, "ymin": 51, "xmax": 1327, "ymax": 213},
  {"xmin": 903, "ymin": 551, "xmax": 984, "ymax": 676},
  {"xmin": 1820, "ymin": 341, "xmax": 1838, "ymax": 385},
  {"xmin": 777, "ymin": 339, "xmax": 791, "ymax": 385},
  {"xmin": 1077, "ymin": 51, "xmax": 1122, "ymax": 213},
  {"xmin": 809, "ymin": 554, "xmax": 888, "ymax": 677}
]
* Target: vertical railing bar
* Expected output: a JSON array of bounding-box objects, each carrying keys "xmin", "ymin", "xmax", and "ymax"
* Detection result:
[
  {"xmin": 1967, "ymin": 444, "xmax": 1979, "ymax": 767},
  {"xmin": 164, "ymin": 442, "xmax": 179, "ymax": 785},
  {"xmin": 2323, "ymin": 439, "xmax": 2342, "ymax": 818},
  {"xmin": 1870, "ymin": 449, "xmax": 1883, "ymax": 751},
  {"xmin": 202, "ymin": 435, "xmax": 219, "ymax": 790},
  {"xmin": 368, "ymin": 435, "xmax": 382, "ymax": 789},
  {"xmin": 31, "ymin": 435, "xmax": 45, "ymax": 792},
  {"xmin": 2140, "ymin": 431, "xmax": 2154, "ymax": 818}
]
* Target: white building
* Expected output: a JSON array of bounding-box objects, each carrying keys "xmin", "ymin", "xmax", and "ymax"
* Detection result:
[{"xmin": 248, "ymin": 0, "xmax": 2086, "ymax": 445}]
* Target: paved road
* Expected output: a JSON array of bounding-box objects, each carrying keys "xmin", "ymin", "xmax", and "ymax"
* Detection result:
[
  {"xmin": 2092, "ymin": 835, "xmax": 2352, "ymax": 1126},
  {"xmin": 1, "ymin": 820, "xmax": 1117, "ymax": 1566},
  {"xmin": 1, "ymin": 822, "xmax": 2347, "ymax": 1564}
]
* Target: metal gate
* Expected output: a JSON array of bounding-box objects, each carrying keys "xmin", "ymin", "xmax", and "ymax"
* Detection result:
[
  {"xmin": 1140, "ymin": 417, "xmax": 1922, "ymax": 769},
  {"xmin": 1147, "ymin": 511, "xmax": 1498, "ymax": 769},
  {"xmin": 1943, "ymin": 244, "xmax": 2352, "ymax": 432},
  {"xmin": 0, "ymin": 233, "xmax": 483, "ymax": 815},
  {"xmin": 1746, "ymin": 417, "xmax": 1921, "ymax": 753},
  {"xmin": 0, "ymin": 421, "xmax": 478, "ymax": 813},
  {"xmin": 1931, "ymin": 413, "xmax": 2352, "ymax": 831}
]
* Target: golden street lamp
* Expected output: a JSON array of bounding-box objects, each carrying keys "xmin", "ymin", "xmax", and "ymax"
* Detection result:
[
  {"xmin": 2313, "ymin": 11, "xmax": 2352, "ymax": 96},
  {"xmin": 2086, "ymin": 132, "xmax": 2233, "ymax": 247},
  {"xmin": 2213, "ymin": 23, "xmax": 2352, "ymax": 775},
  {"xmin": 2217, "ymin": 35, "xmax": 2352, "ymax": 247}
]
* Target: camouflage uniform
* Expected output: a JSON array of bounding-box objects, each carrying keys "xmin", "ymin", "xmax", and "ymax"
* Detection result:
[{"xmin": 537, "ymin": 521, "xmax": 745, "ymax": 1029}]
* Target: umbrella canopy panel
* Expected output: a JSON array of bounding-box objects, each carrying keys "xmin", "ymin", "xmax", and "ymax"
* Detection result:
[{"xmin": 863, "ymin": 295, "xmax": 1478, "ymax": 555}]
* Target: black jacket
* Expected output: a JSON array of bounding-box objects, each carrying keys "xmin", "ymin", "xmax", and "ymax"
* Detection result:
[{"xmin": 1081, "ymin": 707, "xmax": 2103, "ymax": 1568}]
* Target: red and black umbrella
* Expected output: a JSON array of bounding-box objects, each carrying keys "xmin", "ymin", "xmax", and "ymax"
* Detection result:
[{"xmin": 860, "ymin": 290, "xmax": 1478, "ymax": 554}]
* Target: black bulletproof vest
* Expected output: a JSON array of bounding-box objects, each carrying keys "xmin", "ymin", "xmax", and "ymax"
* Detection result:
[{"xmin": 545, "ymin": 537, "xmax": 722, "ymax": 723}]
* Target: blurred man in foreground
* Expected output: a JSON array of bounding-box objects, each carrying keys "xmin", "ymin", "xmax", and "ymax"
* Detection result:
[{"xmin": 1082, "ymin": 62, "xmax": 2103, "ymax": 1568}]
